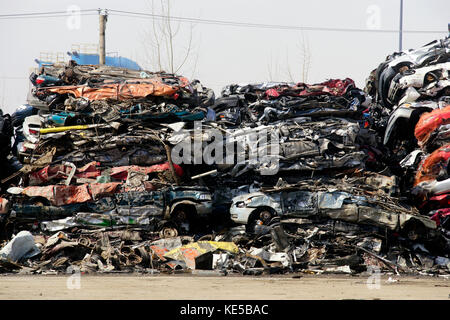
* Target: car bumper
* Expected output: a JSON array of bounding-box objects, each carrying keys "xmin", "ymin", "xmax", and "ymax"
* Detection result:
[{"xmin": 230, "ymin": 205, "xmax": 254, "ymax": 224}]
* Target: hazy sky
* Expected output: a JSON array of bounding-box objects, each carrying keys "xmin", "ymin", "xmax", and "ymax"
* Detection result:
[{"xmin": 0, "ymin": 0, "xmax": 448, "ymax": 114}]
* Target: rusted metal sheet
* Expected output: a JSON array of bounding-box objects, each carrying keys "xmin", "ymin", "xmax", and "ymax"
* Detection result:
[{"xmin": 40, "ymin": 79, "xmax": 179, "ymax": 101}]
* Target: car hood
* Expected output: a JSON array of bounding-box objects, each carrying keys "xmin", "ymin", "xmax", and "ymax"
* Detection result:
[{"xmin": 231, "ymin": 192, "xmax": 266, "ymax": 203}]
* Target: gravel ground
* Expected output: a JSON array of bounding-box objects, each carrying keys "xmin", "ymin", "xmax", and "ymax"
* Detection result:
[{"xmin": 0, "ymin": 273, "xmax": 449, "ymax": 300}]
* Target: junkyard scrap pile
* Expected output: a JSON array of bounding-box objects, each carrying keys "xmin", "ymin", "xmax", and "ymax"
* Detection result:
[{"xmin": 0, "ymin": 36, "xmax": 449, "ymax": 276}]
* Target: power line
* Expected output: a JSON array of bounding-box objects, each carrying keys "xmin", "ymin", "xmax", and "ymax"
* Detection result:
[
  {"xmin": 0, "ymin": 13, "xmax": 98, "ymax": 20},
  {"xmin": 108, "ymin": 9, "xmax": 446, "ymax": 34},
  {"xmin": 0, "ymin": 9, "xmax": 98, "ymax": 20},
  {"xmin": 0, "ymin": 9, "xmax": 98, "ymax": 17},
  {"xmin": 0, "ymin": 8, "xmax": 446, "ymax": 34}
]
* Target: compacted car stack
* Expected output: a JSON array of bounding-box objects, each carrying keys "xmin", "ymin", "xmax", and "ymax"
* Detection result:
[{"xmin": 0, "ymin": 36, "xmax": 449, "ymax": 275}]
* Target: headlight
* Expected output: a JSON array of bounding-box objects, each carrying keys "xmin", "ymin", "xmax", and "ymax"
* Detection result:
[{"xmin": 235, "ymin": 201, "xmax": 245, "ymax": 208}]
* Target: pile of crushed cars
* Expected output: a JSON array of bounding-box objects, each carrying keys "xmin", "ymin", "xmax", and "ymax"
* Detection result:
[{"xmin": 0, "ymin": 36, "xmax": 449, "ymax": 277}]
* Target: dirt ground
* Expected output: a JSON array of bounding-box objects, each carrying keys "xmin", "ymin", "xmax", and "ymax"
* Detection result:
[{"xmin": 0, "ymin": 274, "xmax": 449, "ymax": 300}]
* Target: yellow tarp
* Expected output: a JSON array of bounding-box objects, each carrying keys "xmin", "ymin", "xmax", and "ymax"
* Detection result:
[{"xmin": 163, "ymin": 241, "xmax": 238, "ymax": 269}]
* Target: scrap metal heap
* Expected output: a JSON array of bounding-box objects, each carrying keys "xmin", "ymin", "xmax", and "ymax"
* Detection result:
[
  {"xmin": 0, "ymin": 45, "xmax": 449, "ymax": 276},
  {"xmin": 364, "ymin": 36, "xmax": 450, "ymax": 273}
]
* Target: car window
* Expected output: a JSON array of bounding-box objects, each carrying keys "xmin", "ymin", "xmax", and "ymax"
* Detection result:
[{"xmin": 281, "ymin": 191, "xmax": 317, "ymax": 216}]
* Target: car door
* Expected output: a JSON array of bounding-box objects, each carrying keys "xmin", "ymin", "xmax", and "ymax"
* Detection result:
[{"xmin": 280, "ymin": 190, "xmax": 318, "ymax": 217}]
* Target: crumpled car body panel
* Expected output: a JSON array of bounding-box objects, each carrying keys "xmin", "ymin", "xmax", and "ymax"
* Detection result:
[
  {"xmin": 222, "ymin": 79, "xmax": 356, "ymax": 98},
  {"xmin": 415, "ymin": 104, "xmax": 450, "ymax": 149},
  {"xmin": 230, "ymin": 183, "xmax": 436, "ymax": 231},
  {"xmin": 12, "ymin": 186, "xmax": 213, "ymax": 227},
  {"xmin": 414, "ymin": 143, "xmax": 450, "ymax": 186},
  {"xmin": 38, "ymin": 79, "xmax": 179, "ymax": 101},
  {"xmin": 170, "ymin": 117, "xmax": 371, "ymax": 175},
  {"xmin": 29, "ymin": 161, "xmax": 100, "ymax": 185},
  {"xmin": 371, "ymin": 36, "xmax": 450, "ymax": 109},
  {"xmin": 383, "ymin": 102, "xmax": 439, "ymax": 146},
  {"xmin": 28, "ymin": 162, "xmax": 183, "ymax": 185},
  {"xmin": 21, "ymin": 183, "xmax": 122, "ymax": 206},
  {"xmin": 384, "ymin": 106, "xmax": 415, "ymax": 146},
  {"xmin": 388, "ymin": 62, "xmax": 450, "ymax": 104}
]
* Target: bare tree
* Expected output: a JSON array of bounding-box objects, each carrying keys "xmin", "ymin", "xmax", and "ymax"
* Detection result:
[
  {"xmin": 267, "ymin": 52, "xmax": 282, "ymax": 82},
  {"xmin": 278, "ymin": 32, "xmax": 312, "ymax": 83},
  {"xmin": 142, "ymin": 0, "xmax": 198, "ymax": 77},
  {"xmin": 299, "ymin": 32, "xmax": 311, "ymax": 83},
  {"xmin": 285, "ymin": 49, "xmax": 295, "ymax": 83}
]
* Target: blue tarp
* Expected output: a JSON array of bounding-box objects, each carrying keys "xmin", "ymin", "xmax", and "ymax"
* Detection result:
[
  {"xmin": 70, "ymin": 53, "xmax": 141, "ymax": 70},
  {"xmin": 37, "ymin": 53, "xmax": 141, "ymax": 70}
]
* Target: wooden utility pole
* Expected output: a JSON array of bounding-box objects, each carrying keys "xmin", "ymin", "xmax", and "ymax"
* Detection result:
[{"xmin": 99, "ymin": 9, "xmax": 107, "ymax": 65}]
